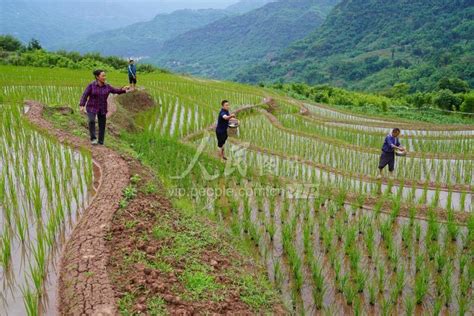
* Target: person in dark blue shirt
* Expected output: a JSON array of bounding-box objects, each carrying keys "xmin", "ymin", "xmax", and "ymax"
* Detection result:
[
  {"xmin": 216, "ymin": 100, "xmax": 235, "ymax": 160},
  {"xmin": 128, "ymin": 59, "xmax": 137, "ymax": 90},
  {"xmin": 378, "ymin": 128, "xmax": 405, "ymax": 178}
]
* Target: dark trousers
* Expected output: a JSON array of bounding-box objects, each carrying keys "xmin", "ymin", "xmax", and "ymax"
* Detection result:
[
  {"xmin": 87, "ymin": 112, "xmax": 107, "ymax": 144},
  {"xmin": 216, "ymin": 131, "xmax": 228, "ymax": 148},
  {"xmin": 378, "ymin": 151, "xmax": 395, "ymax": 171}
]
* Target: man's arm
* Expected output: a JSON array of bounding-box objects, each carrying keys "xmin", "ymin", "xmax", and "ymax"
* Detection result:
[
  {"xmin": 396, "ymin": 139, "xmax": 405, "ymax": 150},
  {"xmin": 389, "ymin": 136, "xmax": 402, "ymax": 150},
  {"xmin": 222, "ymin": 113, "xmax": 235, "ymax": 120}
]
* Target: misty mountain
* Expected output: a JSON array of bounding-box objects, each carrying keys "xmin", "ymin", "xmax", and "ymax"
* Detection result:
[
  {"xmin": 153, "ymin": 0, "xmax": 339, "ymax": 79},
  {"xmin": 225, "ymin": 0, "xmax": 275, "ymax": 14},
  {"xmin": 0, "ymin": 0, "xmax": 163, "ymax": 48},
  {"xmin": 0, "ymin": 0, "xmax": 241, "ymax": 49},
  {"xmin": 61, "ymin": 9, "xmax": 230, "ymax": 57},
  {"xmin": 49, "ymin": 0, "xmax": 275, "ymax": 57}
]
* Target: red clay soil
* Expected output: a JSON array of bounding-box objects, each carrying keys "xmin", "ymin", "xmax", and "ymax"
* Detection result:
[
  {"xmin": 25, "ymin": 100, "xmax": 130, "ymax": 315},
  {"xmin": 106, "ymin": 160, "xmax": 285, "ymax": 315}
]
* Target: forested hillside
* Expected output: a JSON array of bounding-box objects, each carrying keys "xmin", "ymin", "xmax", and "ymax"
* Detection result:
[
  {"xmin": 153, "ymin": 0, "xmax": 339, "ymax": 78},
  {"xmin": 237, "ymin": 0, "xmax": 474, "ymax": 92}
]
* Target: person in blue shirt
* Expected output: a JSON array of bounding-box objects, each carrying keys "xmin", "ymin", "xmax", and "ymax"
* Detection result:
[
  {"xmin": 128, "ymin": 59, "xmax": 137, "ymax": 90},
  {"xmin": 216, "ymin": 100, "xmax": 235, "ymax": 160},
  {"xmin": 378, "ymin": 128, "xmax": 405, "ymax": 178}
]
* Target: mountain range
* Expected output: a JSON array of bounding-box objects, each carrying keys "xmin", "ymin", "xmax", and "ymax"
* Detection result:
[
  {"xmin": 152, "ymin": 0, "xmax": 339, "ymax": 78},
  {"xmin": 1, "ymin": 0, "xmax": 472, "ymax": 92},
  {"xmin": 236, "ymin": 0, "xmax": 474, "ymax": 91}
]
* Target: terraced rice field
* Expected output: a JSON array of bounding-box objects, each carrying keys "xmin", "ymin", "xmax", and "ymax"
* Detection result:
[
  {"xmin": 0, "ymin": 104, "xmax": 93, "ymax": 315},
  {"xmin": 1, "ymin": 65, "xmax": 472, "ymax": 314}
]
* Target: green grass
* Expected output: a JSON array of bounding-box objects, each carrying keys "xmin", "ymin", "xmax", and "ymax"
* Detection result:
[
  {"xmin": 147, "ymin": 297, "xmax": 167, "ymax": 316},
  {"xmin": 180, "ymin": 263, "xmax": 221, "ymax": 301},
  {"xmin": 118, "ymin": 292, "xmax": 136, "ymax": 316},
  {"xmin": 238, "ymin": 274, "xmax": 278, "ymax": 310}
]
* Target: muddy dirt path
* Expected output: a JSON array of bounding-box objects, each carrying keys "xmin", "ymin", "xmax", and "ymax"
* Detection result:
[{"xmin": 25, "ymin": 100, "xmax": 129, "ymax": 315}]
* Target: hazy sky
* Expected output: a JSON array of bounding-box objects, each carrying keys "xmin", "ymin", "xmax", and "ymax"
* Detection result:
[{"xmin": 22, "ymin": 0, "xmax": 241, "ymax": 10}]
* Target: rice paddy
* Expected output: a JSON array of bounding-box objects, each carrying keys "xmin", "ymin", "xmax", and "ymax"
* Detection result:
[
  {"xmin": 0, "ymin": 104, "xmax": 93, "ymax": 315},
  {"xmin": 0, "ymin": 65, "xmax": 472, "ymax": 314}
]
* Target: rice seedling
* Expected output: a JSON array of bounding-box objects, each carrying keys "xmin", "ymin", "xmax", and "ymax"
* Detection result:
[
  {"xmin": 311, "ymin": 260, "xmax": 326, "ymax": 310},
  {"xmin": 446, "ymin": 212, "xmax": 459, "ymax": 243},
  {"xmin": 380, "ymin": 295, "xmax": 392, "ymax": 316},
  {"xmin": 365, "ymin": 225, "xmax": 375, "ymax": 260},
  {"xmin": 336, "ymin": 272, "xmax": 349, "ymax": 295},
  {"xmin": 0, "ymin": 228, "xmax": 12, "ymax": 268},
  {"xmin": 385, "ymin": 241, "xmax": 397, "ymax": 268},
  {"xmin": 266, "ymin": 221, "xmax": 276, "ymax": 242},
  {"xmin": 414, "ymin": 223, "xmax": 422, "ymax": 242},
  {"xmin": 380, "ymin": 218, "xmax": 392, "ymax": 244},
  {"xmin": 434, "ymin": 248, "xmax": 447, "ymax": 274},
  {"xmin": 322, "ymin": 227, "xmax": 334, "ymax": 254},
  {"xmin": 427, "ymin": 242, "xmax": 439, "ymax": 262},
  {"xmin": 442, "ymin": 272, "xmax": 453, "ymax": 307},
  {"xmin": 368, "ymin": 280, "xmax": 377, "ymax": 306},
  {"xmin": 21, "ymin": 286, "xmax": 38, "ymax": 316},
  {"xmin": 274, "ymin": 260, "xmax": 283, "ymax": 290},
  {"xmin": 427, "ymin": 210, "xmax": 440, "ymax": 242},
  {"xmin": 354, "ymin": 268, "xmax": 366, "ymax": 294},
  {"xmin": 433, "ymin": 297, "xmax": 443, "ymax": 316},
  {"xmin": 404, "ymin": 295, "xmax": 415, "ymax": 316},
  {"xmin": 395, "ymin": 265, "xmax": 405, "ymax": 295},
  {"xmin": 401, "ymin": 223, "xmax": 412, "ymax": 249},
  {"xmin": 348, "ymin": 247, "xmax": 361, "ymax": 271},
  {"xmin": 457, "ymin": 293, "xmax": 469, "ymax": 316},
  {"xmin": 344, "ymin": 226, "xmax": 358, "ymax": 256},
  {"xmin": 377, "ymin": 263, "xmax": 385, "ymax": 294},
  {"xmin": 414, "ymin": 267, "xmax": 429, "ymax": 305},
  {"xmin": 343, "ymin": 281, "xmax": 356, "ymax": 306},
  {"xmin": 335, "ymin": 216, "xmax": 344, "ymax": 242}
]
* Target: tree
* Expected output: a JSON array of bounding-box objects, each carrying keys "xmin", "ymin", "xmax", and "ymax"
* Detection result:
[
  {"xmin": 27, "ymin": 38, "xmax": 42, "ymax": 51},
  {"xmin": 460, "ymin": 93, "xmax": 474, "ymax": 113},
  {"xmin": 0, "ymin": 35, "xmax": 24, "ymax": 52},
  {"xmin": 437, "ymin": 77, "xmax": 470, "ymax": 93},
  {"xmin": 433, "ymin": 89, "xmax": 462, "ymax": 111},
  {"xmin": 390, "ymin": 83, "xmax": 410, "ymax": 97},
  {"xmin": 408, "ymin": 92, "xmax": 431, "ymax": 109}
]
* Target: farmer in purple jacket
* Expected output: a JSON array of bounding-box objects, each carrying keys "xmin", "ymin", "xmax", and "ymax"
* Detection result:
[
  {"xmin": 80, "ymin": 69, "xmax": 128, "ymax": 145},
  {"xmin": 378, "ymin": 128, "xmax": 405, "ymax": 178}
]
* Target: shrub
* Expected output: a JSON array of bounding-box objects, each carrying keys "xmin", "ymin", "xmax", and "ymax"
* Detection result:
[
  {"xmin": 433, "ymin": 89, "xmax": 462, "ymax": 111},
  {"xmin": 0, "ymin": 35, "xmax": 24, "ymax": 52},
  {"xmin": 437, "ymin": 77, "xmax": 470, "ymax": 94},
  {"xmin": 460, "ymin": 93, "xmax": 474, "ymax": 113}
]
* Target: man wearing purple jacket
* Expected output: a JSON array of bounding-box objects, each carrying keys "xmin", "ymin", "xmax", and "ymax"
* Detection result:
[{"xmin": 79, "ymin": 69, "xmax": 128, "ymax": 145}]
